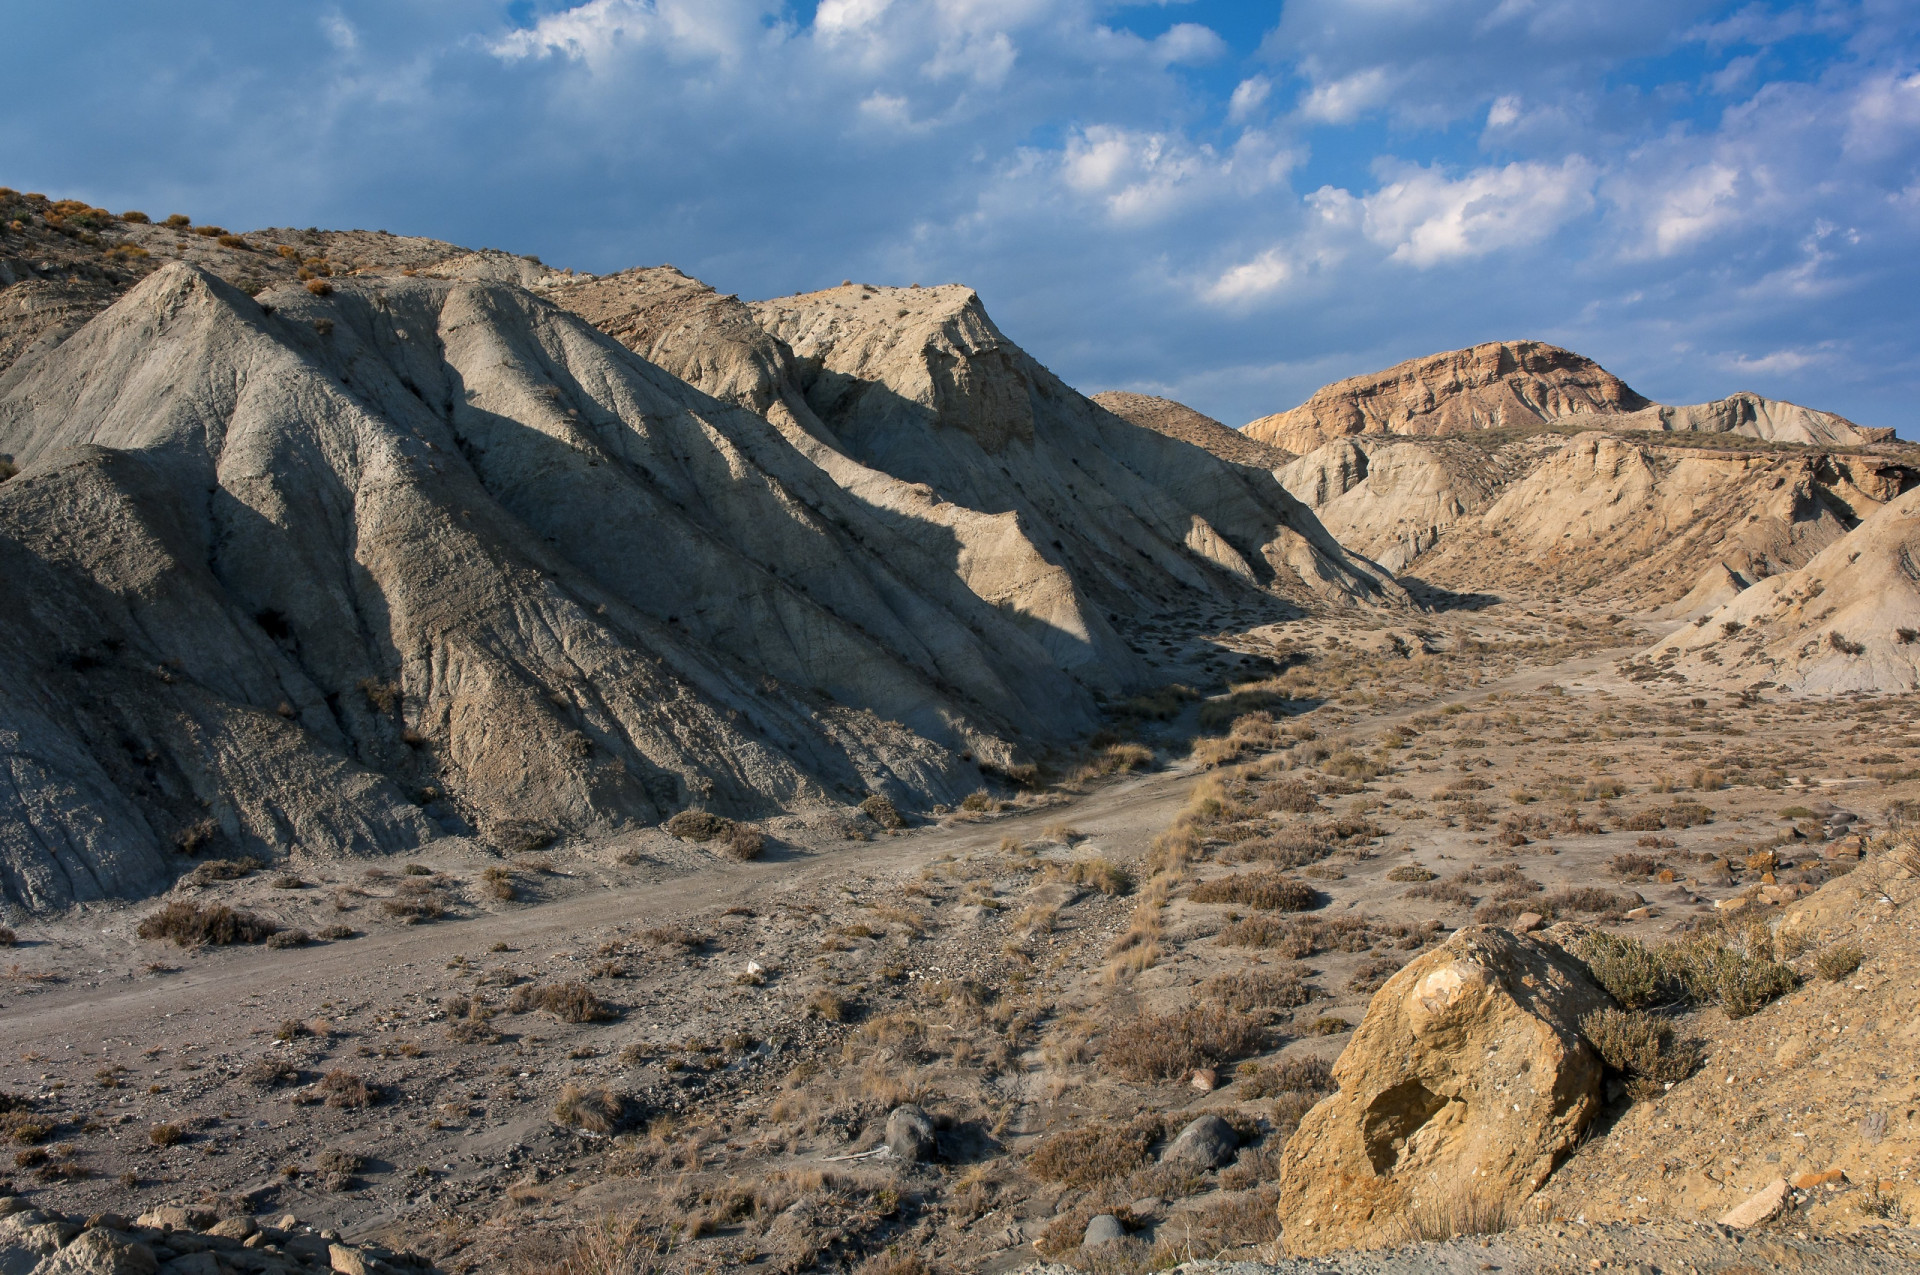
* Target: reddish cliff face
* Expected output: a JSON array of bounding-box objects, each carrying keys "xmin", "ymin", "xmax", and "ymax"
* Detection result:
[{"xmin": 1244, "ymin": 340, "xmax": 1650, "ymax": 453}]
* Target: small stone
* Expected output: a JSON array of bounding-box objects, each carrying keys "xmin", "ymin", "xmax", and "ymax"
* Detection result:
[
  {"xmin": 1791, "ymin": 1168, "xmax": 1845, "ymax": 1190},
  {"xmin": 1719, "ymin": 1177, "xmax": 1789, "ymax": 1228},
  {"xmin": 160, "ymin": 1254, "xmax": 220, "ymax": 1275},
  {"xmin": 1081, "ymin": 1215, "xmax": 1125, "ymax": 1247},
  {"xmin": 1716, "ymin": 896, "xmax": 1750, "ymax": 914},
  {"xmin": 273, "ymin": 1217, "xmax": 297, "ymax": 1232},
  {"xmin": 1513, "ymin": 912, "xmax": 1544, "ymax": 933},
  {"xmin": 204, "ymin": 1219, "xmax": 253, "ymax": 1241},
  {"xmin": 328, "ymin": 1243, "xmax": 369, "ymax": 1275},
  {"xmin": 1128, "ymin": 1197, "xmax": 1164, "ymax": 1218},
  {"xmin": 1656, "ymin": 869, "xmax": 1676, "ymax": 884},
  {"xmin": 1625, "ymin": 907, "xmax": 1652, "ymax": 920},
  {"xmin": 884, "ymin": 1105, "xmax": 937, "ymax": 1162},
  {"xmin": 1190, "ymin": 1067, "xmax": 1218, "ymax": 1091},
  {"xmin": 1162, "ymin": 1113, "xmax": 1238, "ymax": 1169}
]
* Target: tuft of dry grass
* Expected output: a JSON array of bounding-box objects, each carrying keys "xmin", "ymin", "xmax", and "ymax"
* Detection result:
[
  {"xmin": 553, "ymin": 1084, "xmax": 633, "ymax": 1134},
  {"xmin": 1051, "ymin": 857, "xmax": 1133, "ymax": 896},
  {"xmin": 1389, "ymin": 1190, "xmax": 1516, "ymax": 1244},
  {"xmin": 319, "ymin": 1070, "xmax": 377, "ymax": 1109},
  {"xmin": 137, "ymin": 901, "xmax": 278, "ymax": 947},
  {"xmin": 860, "ymin": 794, "xmax": 905, "ymax": 829},
  {"xmin": 1580, "ymin": 1008, "xmax": 1701, "ymax": 1101}
]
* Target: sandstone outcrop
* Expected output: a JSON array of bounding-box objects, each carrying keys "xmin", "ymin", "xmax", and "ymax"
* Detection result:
[
  {"xmin": 1275, "ymin": 927, "xmax": 1612, "ymax": 1255},
  {"xmin": 1244, "ymin": 338, "xmax": 1892, "ymax": 454},
  {"xmin": 1246, "ymin": 341, "xmax": 1648, "ymax": 454}
]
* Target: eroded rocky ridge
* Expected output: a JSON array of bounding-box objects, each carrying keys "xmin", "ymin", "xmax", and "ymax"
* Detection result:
[
  {"xmin": 1245, "ymin": 339, "xmax": 1892, "ymax": 454},
  {"xmin": 1090, "ymin": 390, "xmax": 1293, "ymax": 470},
  {"xmin": 1277, "ymin": 430, "xmax": 1917, "ymax": 606},
  {"xmin": 0, "ymin": 217, "xmax": 1406, "ymax": 910}
]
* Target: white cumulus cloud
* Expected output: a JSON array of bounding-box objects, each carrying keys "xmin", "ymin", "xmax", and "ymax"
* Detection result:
[{"xmin": 1359, "ymin": 157, "xmax": 1598, "ymax": 266}]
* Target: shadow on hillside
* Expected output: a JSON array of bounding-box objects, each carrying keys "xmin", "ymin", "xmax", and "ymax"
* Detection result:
[{"xmin": 1398, "ymin": 577, "xmax": 1503, "ymax": 612}]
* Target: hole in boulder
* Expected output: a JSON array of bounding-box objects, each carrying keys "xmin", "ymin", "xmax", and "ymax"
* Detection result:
[{"xmin": 1362, "ymin": 1080, "xmax": 1451, "ymax": 1174}]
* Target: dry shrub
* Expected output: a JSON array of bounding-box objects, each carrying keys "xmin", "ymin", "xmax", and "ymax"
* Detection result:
[
  {"xmin": 724, "ymin": 823, "xmax": 765, "ymax": 860},
  {"xmin": 1234, "ymin": 1055, "xmax": 1333, "ymax": 1099},
  {"xmin": 1404, "ymin": 880, "xmax": 1474, "ymax": 906},
  {"xmin": 1573, "ymin": 930, "xmax": 1666, "ymax": 1008},
  {"xmin": 317, "ymin": 924, "xmax": 356, "ymax": 941},
  {"xmin": 859, "ymin": 795, "xmax": 905, "ymax": 829},
  {"xmin": 1815, "ymin": 944, "xmax": 1863, "ymax": 981},
  {"xmin": 509, "ymin": 981, "xmax": 617, "ymax": 1023},
  {"xmin": 243, "ymin": 1059, "xmax": 298, "ymax": 1088},
  {"xmin": 1540, "ymin": 886, "xmax": 1639, "ymax": 915},
  {"xmin": 553, "ymin": 1084, "xmax": 634, "ymax": 1134},
  {"xmin": 481, "ymin": 866, "xmax": 516, "ymax": 901},
  {"xmin": 1222, "ymin": 828, "xmax": 1334, "ymax": 869},
  {"xmin": 137, "ymin": 901, "xmax": 278, "ymax": 947},
  {"xmin": 1025, "ymin": 1120, "xmax": 1158, "ymax": 1187},
  {"xmin": 1579, "ymin": 1008, "xmax": 1701, "ymax": 1100},
  {"xmin": 316, "ymin": 1147, "xmax": 363, "ymax": 1191},
  {"xmin": 1386, "ymin": 864, "xmax": 1436, "ymax": 882},
  {"xmin": 265, "ymin": 929, "xmax": 310, "ymax": 949},
  {"xmin": 1204, "ymin": 966, "xmax": 1316, "ymax": 1011},
  {"xmin": 665, "ymin": 809, "xmax": 732, "ymax": 841},
  {"xmin": 186, "ymin": 856, "xmax": 261, "ymax": 883},
  {"xmin": 1347, "ymin": 954, "xmax": 1405, "ymax": 994},
  {"xmin": 1254, "ymin": 779, "xmax": 1322, "ymax": 815},
  {"xmin": 1608, "ymin": 852, "xmax": 1667, "ymax": 878},
  {"xmin": 1, "ymin": 1114, "xmax": 53, "ymax": 1145},
  {"xmin": 148, "ymin": 1123, "xmax": 183, "ymax": 1147},
  {"xmin": 1215, "ymin": 915, "xmax": 1310, "ymax": 955},
  {"xmin": 319, "ymin": 1070, "xmax": 377, "ymax": 1109},
  {"xmin": 1190, "ymin": 871, "xmax": 1317, "ymax": 911},
  {"xmin": 804, "ymin": 989, "xmax": 854, "ymax": 1022},
  {"xmin": 380, "ymin": 897, "xmax": 443, "ymax": 923},
  {"xmin": 1101, "ymin": 1007, "xmax": 1263, "ymax": 1082}
]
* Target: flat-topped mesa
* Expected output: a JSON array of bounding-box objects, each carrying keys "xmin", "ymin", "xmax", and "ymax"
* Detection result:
[
  {"xmin": 1246, "ymin": 340, "xmax": 1648, "ymax": 453},
  {"xmin": 1246, "ymin": 339, "xmax": 1895, "ymax": 453}
]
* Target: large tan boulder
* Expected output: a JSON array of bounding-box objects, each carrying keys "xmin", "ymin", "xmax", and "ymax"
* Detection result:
[{"xmin": 1275, "ymin": 926, "xmax": 1611, "ymax": 1255}]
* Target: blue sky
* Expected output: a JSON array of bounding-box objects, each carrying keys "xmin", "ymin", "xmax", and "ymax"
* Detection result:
[{"xmin": 5, "ymin": 1, "xmax": 1919, "ymax": 434}]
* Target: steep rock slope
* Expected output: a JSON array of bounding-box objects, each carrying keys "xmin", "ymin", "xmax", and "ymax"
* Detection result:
[
  {"xmin": 1276, "ymin": 437, "xmax": 1510, "ymax": 573},
  {"xmin": 1089, "ymin": 390, "xmax": 1293, "ymax": 469},
  {"xmin": 1644, "ymin": 483, "xmax": 1920, "ymax": 693},
  {"xmin": 1245, "ymin": 339, "xmax": 1893, "ymax": 453},
  {"xmin": 0, "ymin": 264, "xmax": 1105, "ymax": 908},
  {"xmin": 1246, "ymin": 341, "xmax": 1649, "ymax": 453},
  {"xmin": 748, "ymin": 284, "xmax": 1403, "ymax": 616}
]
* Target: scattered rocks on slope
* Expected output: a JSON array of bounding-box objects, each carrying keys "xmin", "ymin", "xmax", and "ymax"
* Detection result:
[{"xmin": 1275, "ymin": 926, "xmax": 1613, "ymax": 1256}]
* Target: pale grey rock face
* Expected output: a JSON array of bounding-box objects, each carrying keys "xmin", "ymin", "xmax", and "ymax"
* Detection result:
[
  {"xmin": 884, "ymin": 1104, "xmax": 937, "ymax": 1162},
  {"xmin": 0, "ymin": 265, "xmax": 1107, "ymax": 908}
]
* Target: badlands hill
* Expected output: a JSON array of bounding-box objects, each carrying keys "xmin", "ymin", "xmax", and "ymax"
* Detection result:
[
  {"xmin": 1278, "ymin": 431, "xmax": 1916, "ymax": 604},
  {"xmin": 0, "ymin": 195, "xmax": 1399, "ymax": 911},
  {"xmin": 1245, "ymin": 339, "xmax": 1893, "ymax": 454}
]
